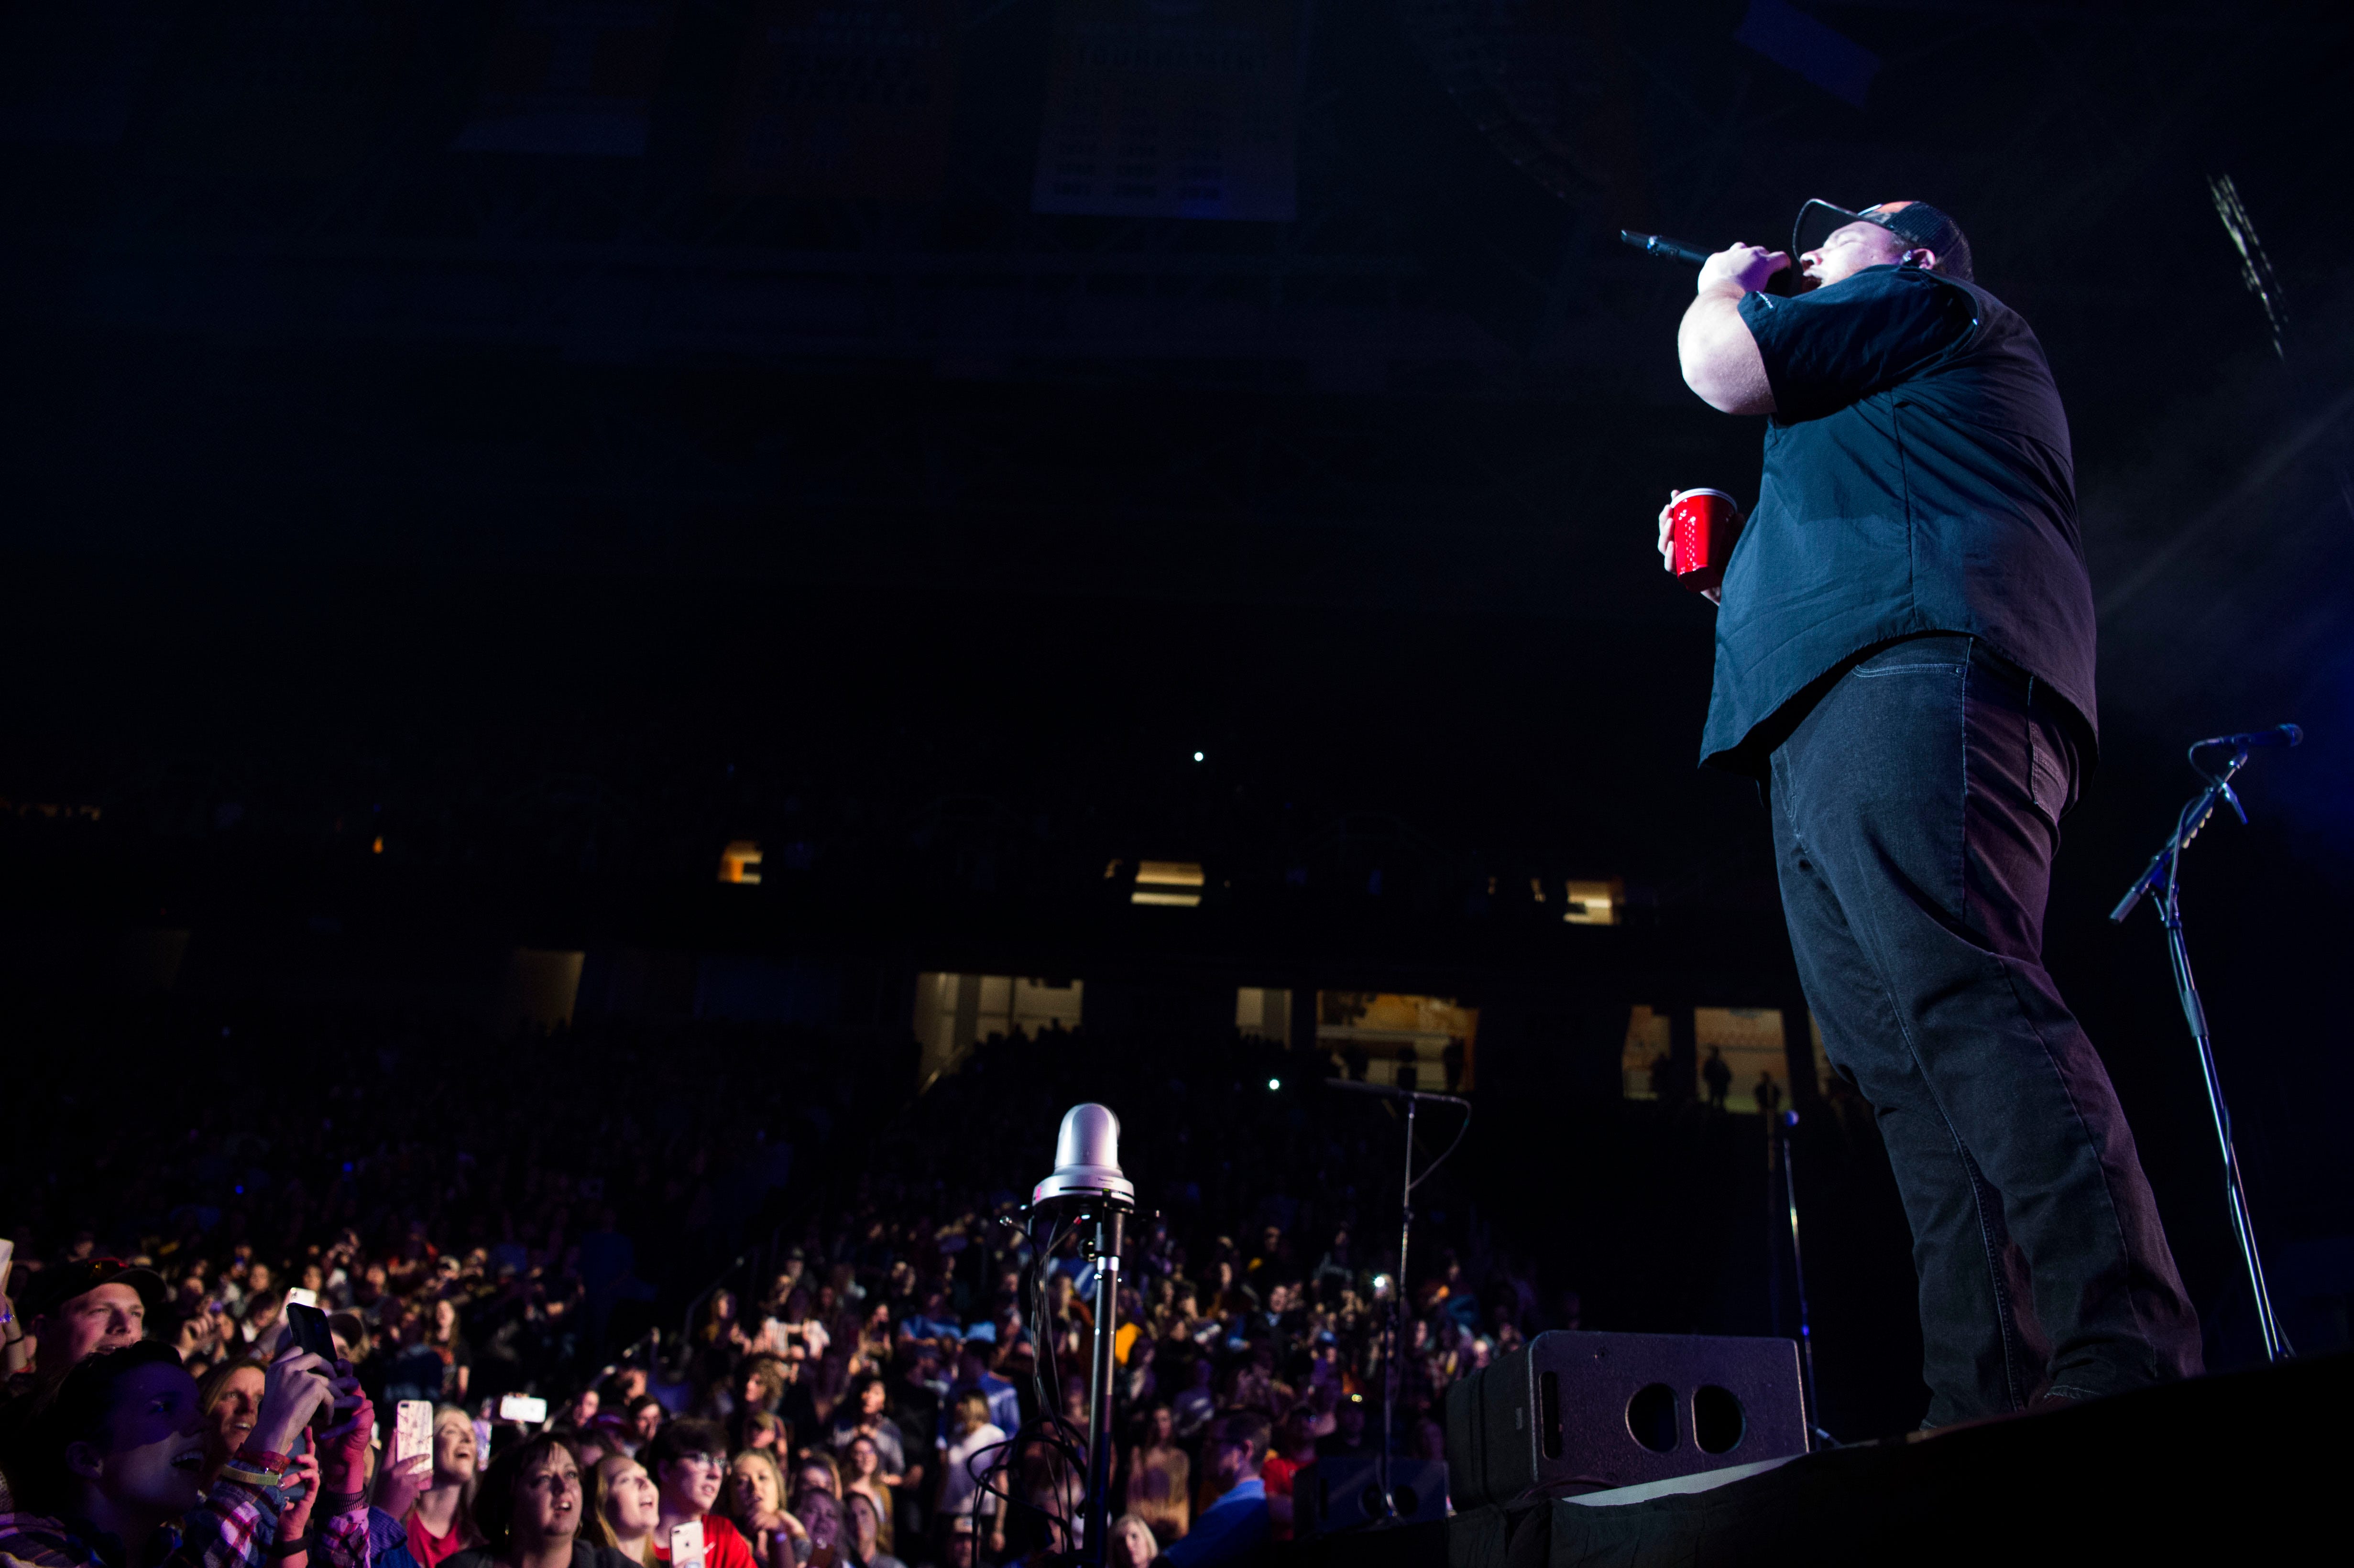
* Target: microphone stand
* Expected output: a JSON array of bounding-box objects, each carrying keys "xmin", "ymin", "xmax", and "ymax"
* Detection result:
[
  {"xmin": 1384, "ymin": 1093, "xmax": 1414, "ymax": 1519},
  {"xmin": 1770, "ymin": 1111, "xmax": 1831, "ymax": 1448},
  {"xmin": 2110, "ymin": 740, "xmax": 2292, "ymax": 1361},
  {"xmin": 1327, "ymin": 1078, "xmax": 1470, "ymax": 1523},
  {"xmin": 1081, "ymin": 1205, "xmax": 1124, "ymax": 1566}
]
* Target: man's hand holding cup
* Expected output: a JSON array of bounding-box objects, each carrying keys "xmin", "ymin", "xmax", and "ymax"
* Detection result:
[{"xmin": 1657, "ymin": 489, "xmax": 1744, "ymax": 606}]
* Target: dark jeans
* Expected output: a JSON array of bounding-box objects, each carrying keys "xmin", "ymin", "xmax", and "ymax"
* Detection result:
[{"xmin": 1768, "ymin": 635, "xmax": 2202, "ymax": 1425}]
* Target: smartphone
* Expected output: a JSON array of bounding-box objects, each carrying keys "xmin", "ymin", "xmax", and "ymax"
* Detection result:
[
  {"xmin": 498, "ymin": 1394, "xmax": 548, "ymax": 1426},
  {"xmin": 0, "ymin": 1238, "xmax": 14, "ymax": 1302},
  {"xmin": 395, "ymin": 1400, "xmax": 433, "ymax": 1466},
  {"xmin": 283, "ymin": 1303, "xmax": 342, "ymax": 1429},
  {"xmin": 669, "ymin": 1521, "xmax": 704, "ymax": 1568},
  {"xmin": 284, "ymin": 1302, "xmax": 337, "ymax": 1363},
  {"xmin": 284, "ymin": 1287, "xmax": 319, "ymax": 1313}
]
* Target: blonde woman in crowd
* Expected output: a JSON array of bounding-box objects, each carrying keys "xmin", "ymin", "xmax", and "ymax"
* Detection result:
[
  {"xmin": 403, "ymin": 1406, "xmax": 484, "ymax": 1568},
  {"xmin": 588, "ymin": 1454, "xmax": 660, "ymax": 1565},
  {"xmin": 1124, "ymin": 1402, "xmax": 1190, "ymax": 1543},
  {"xmin": 1107, "ymin": 1514, "xmax": 1161, "ymax": 1568},
  {"xmin": 722, "ymin": 1448, "xmax": 808, "ymax": 1568}
]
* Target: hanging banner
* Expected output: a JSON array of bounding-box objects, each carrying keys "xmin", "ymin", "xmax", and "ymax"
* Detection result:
[
  {"xmin": 450, "ymin": 0, "xmax": 675, "ymax": 157},
  {"xmin": 712, "ymin": 0, "xmax": 956, "ymax": 200},
  {"xmin": 1031, "ymin": 0, "xmax": 1301, "ymax": 222}
]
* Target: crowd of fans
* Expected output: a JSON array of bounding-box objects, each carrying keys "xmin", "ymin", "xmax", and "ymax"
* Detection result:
[{"xmin": 0, "ymin": 1001, "xmax": 1555, "ymax": 1568}]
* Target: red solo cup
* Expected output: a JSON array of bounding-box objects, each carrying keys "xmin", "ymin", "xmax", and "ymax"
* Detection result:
[{"xmin": 1669, "ymin": 489, "xmax": 1743, "ymax": 593}]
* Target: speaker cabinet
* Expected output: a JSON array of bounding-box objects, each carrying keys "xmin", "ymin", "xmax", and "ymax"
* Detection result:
[
  {"xmin": 1293, "ymin": 1455, "xmax": 1450, "ymax": 1536},
  {"xmin": 1445, "ymin": 1330, "xmax": 1806, "ymax": 1505}
]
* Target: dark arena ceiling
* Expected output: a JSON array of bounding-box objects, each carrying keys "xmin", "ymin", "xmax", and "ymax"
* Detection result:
[{"xmin": 1, "ymin": 0, "xmax": 2349, "ymax": 1035}]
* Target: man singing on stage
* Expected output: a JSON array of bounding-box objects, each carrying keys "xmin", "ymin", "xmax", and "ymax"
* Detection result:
[{"xmin": 1664, "ymin": 199, "xmax": 2203, "ymax": 1425}]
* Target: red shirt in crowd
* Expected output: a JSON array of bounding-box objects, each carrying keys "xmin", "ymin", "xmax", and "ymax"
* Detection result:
[
  {"xmin": 1260, "ymin": 1454, "xmax": 1301, "ymax": 1542},
  {"xmin": 648, "ymin": 1514, "xmax": 757, "ymax": 1568},
  {"xmin": 404, "ymin": 1513, "xmax": 471, "ymax": 1568}
]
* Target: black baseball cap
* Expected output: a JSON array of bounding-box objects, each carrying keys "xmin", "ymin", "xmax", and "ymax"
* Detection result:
[
  {"xmin": 1793, "ymin": 198, "xmax": 1974, "ymax": 282},
  {"xmin": 19, "ymin": 1257, "xmax": 169, "ymax": 1328}
]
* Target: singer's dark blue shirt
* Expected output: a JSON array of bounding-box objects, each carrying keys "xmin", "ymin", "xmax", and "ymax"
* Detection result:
[{"xmin": 1700, "ymin": 263, "xmax": 2096, "ymax": 774}]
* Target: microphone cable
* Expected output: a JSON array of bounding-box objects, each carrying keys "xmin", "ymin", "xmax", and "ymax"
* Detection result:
[{"xmin": 966, "ymin": 1205, "xmax": 1092, "ymax": 1552}]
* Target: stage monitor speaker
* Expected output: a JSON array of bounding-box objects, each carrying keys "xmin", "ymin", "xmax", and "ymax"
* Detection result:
[
  {"xmin": 1445, "ymin": 1330, "xmax": 1806, "ymax": 1506},
  {"xmin": 1293, "ymin": 1455, "xmax": 1449, "ymax": 1537}
]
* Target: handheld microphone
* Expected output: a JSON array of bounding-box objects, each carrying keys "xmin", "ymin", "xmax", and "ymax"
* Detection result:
[
  {"xmin": 2194, "ymin": 724, "xmax": 2302, "ymax": 752},
  {"xmin": 1030, "ymin": 1103, "xmax": 1135, "ymax": 1211},
  {"xmin": 1324, "ymin": 1077, "xmax": 1471, "ymax": 1108},
  {"xmin": 1620, "ymin": 230, "xmax": 1712, "ymax": 266}
]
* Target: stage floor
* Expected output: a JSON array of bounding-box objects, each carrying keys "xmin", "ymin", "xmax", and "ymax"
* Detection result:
[{"xmin": 1290, "ymin": 1350, "xmax": 2352, "ymax": 1566}]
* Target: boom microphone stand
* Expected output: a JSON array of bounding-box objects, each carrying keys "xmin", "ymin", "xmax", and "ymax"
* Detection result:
[
  {"xmin": 2110, "ymin": 725, "xmax": 2302, "ymax": 1362},
  {"xmin": 1326, "ymin": 1077, "xmax": 1472, "ymax": 1520}
]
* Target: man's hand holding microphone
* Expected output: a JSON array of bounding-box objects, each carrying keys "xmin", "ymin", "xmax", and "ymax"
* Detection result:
[{"xmin": 1695, "ymin": 242, "xmax": 1791, "ymax": 299}]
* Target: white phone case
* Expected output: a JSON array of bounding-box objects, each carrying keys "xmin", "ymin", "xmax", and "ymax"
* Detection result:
[{"xmin": 395, "ymin": 1400, "xmax": 433, "ymax": 1465}]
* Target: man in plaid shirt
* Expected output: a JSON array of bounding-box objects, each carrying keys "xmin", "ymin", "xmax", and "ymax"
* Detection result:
[{"xmin": 0, "ymin": 1342, "xmax": 371, "ymax": 1568}]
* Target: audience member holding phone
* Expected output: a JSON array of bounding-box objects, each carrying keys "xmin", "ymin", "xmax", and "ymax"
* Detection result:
[
  {"xmin": 370, "ymin": 1431, "xmax": 438, "ymax": 1568},
  {"xmin": 194, "ymin": 1359, "xmax": 268, "ymax": 1490},
  {"xmin": 642, "ymin": 1422, "xmax": 755, "ymax": 1568},
  {"xmin": 0, "ymin": 1341, "xmax": 372, "ymax": 1568},
  {"xmin": 396, "ymin": 1406, "xmax": 484, "ymax": 1568}
]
